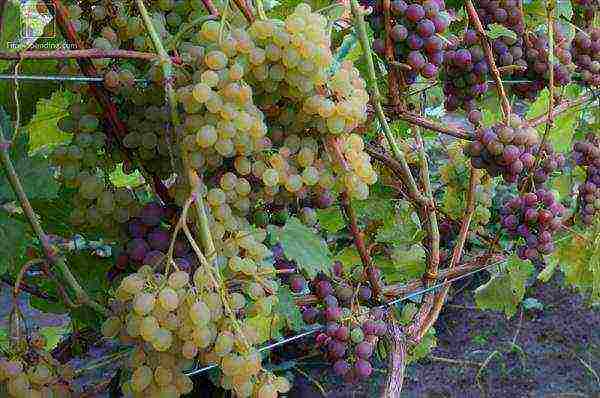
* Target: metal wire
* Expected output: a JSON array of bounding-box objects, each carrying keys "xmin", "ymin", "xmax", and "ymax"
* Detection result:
[
  {"xmin": 184, "ymin": 254, "xmax": 509, "ymax": 377},
  {"xmin": 0, "ymin": 74, "xmax": 147, "ymax": 82}
]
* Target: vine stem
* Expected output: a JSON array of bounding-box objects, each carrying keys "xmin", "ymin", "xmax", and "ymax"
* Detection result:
[
  {"xmin": 232, "ymin": 0, "xmax": 256, "ymax": 23},
  {"xmin": 382, "ymin": 312, "xmax": 406, "ymax": 398},
  {"xmin": 415, "ymin": 167, "xmax": 479, "ymax": 342},
  {"xmin": 340, "ymin": 192, "xmax": 383, "ymax": 298},
  {"xmin": 0, "ymin": 49, "xmax": 181, "ymax": 62},
  {"xmin": 0, "ymin": 113, "xmax": 108, "ymax": 317},
  {"xmin": 41, "ymin": 0, "xmax": 171, "ymax": 204},
  {"xmin": 465, "ymin": 0, "xmax": 511, "ymax": 121},
  {"xmin": 415, "ymin": 125, "xmax": 440, "ymax": 285},
  {"xmin": 134, "ymin": 0, "xmax": 216, "ymax": 260},
  {"xmin": 200, "ymin": 0, "xmax": 220, "ymax": 16},
  {"xmin": 350, "ymin": 0, "xmax": 426, "ymax": 206},
  {"xmin": 393, "ymin": 111, "xmax": 473, "ymax": 141},
  {"xmin": 294, "ymin": 253, "xmax": 504, "ymax": 306}
]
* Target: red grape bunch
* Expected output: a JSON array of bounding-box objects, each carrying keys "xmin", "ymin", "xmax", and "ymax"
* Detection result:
[
  {"xmin": 442, "ymin": 30, "xmax": 490, "ymax": 113},
  {"xmin": 474, "ymin": 0, "xmax": 525, "ymax": 34},
  {"xmin": 573, "ymin": 134, "xmax": 600, "ymax": 225},
  {"xmin": 368, "ymin": 0, "xmax": 450, "ymax": 84},
  {"xmin": 464, "ymin": 115, "xmax": 540, "ymax": 183},
  {"xmin": 512, "ymin": 28, "xmax": 575, "ymax": 100},
  {"xmin": 113, "ymin": 202, "xmax": 195, "ymax": 277},
  {"xmin": 571, "ymin": 28, "xmax": 600, "ymax": 87},
  {"xmin": 500, "ymin": 189, "xmax": 565, "ymax": 261},
  {"xmin": 290, "ymin": 264, "xmax": 386, "ymax": 383},
  {"xmin": 573, "ymin": 0, "xmax": 599, "ymax": 24}
]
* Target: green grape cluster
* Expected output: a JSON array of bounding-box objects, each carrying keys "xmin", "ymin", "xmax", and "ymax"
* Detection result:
[
  {"xmin": 247, "ymin": 4, "xmax": 333, "ymax": 103},
  {"xmin": 0, "ymin": 355, "xmax": 74, "ymax": 398},
  {"xmin": 51, "ymin": 106, "xmax": 139, "ymax": 232},
  {"xmin": 440, "ymin": 143, "xmax": 492, "ymax": 227},
  {"xmin": 104, "ymin": 245, "xmax": 288, "ymax": 397}
]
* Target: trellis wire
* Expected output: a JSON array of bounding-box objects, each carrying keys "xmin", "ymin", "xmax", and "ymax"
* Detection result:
[
  {"xmin": 184, "ymin": 254, "xmax": 510, "ymax": 377},
  {"xmin": 0, "ymin": 74, "xmax": 147, "ymax": 82}
]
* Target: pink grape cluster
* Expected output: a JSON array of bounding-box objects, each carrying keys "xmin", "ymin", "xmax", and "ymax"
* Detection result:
[
  {"xmin": 573, "ymin": 134, "xmax": 600, "ymax": 225},
  {"xmin": 571, "ymin": 28, "xmax": 600, "ymax": 87},
  {"xmin": 443, "ymin": 30, "xmax": 490, "ymax": 112},
  {"xmin": 289, "ymin": 264, "xmax": 387, "ymax": 383},
  {"xmin": 500, "ymin": 189, "xmax": 565, "ymax": 261}
]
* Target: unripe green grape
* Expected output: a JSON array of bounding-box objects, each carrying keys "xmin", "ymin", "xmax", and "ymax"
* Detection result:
[
  {"xmin": 258, "ymin": 383, "xmax": 277, "ymax": 398},
  {"xmin": 130, "ymin": 365, "xmax": 153, "ymax": 392},
  {"xmin": 262, "ymin": 168, "xmax": 279, "ymax": 187},
  {"xmin": 192, "ymin": 83, "xmax": 212, "ymax": 103},
  {"xmin": 189, "ymin": 300, "xmax": 211, "ymax": 326},
  {"xmin": 196, "ymin": 125, "xmax": 218, "ymax": 148},
  {"xmin": 101, "ymin": 316, "xmax": 122, "ymax": 338},
  {"xmin": 284, "ymin": 174, "xmax": 303, "ymax": 192},
  {"xmin": 153, "ymin": 366, "xmax": 173, "ymax": 387},
  {"xmin": 191, "ymin": 327, "xmax": 213, "ymax": 348},
  {"xmin": 158, "ymin": 288, "xmax": 179, "ymax": 311},
  {"xmin": 200, "ymin": 20, "xmax": 220, "ymax": 42},
  {"xmin": 181, "ymin": 340, "xmax": 198, "ymax": 360},
  {"xmin": 174, "ymin": 373, "xmax": 193, "ymax": 394},
  {"xmin": 140, "ymin": 316, "xmax": 160, "ymax": 341},
  {"xmin": 151, "ymin": 328, "xmax": 173, "ymax": 351},
  {"xmin": 205, "ymin": 51, "xmax": 228, "ymax": 70},
  {"xmin": 214, "ymin": 331, "xmax": 234, "ymax": 356},
  {"xmin": 133, "ymin": 292, "xmax": 156, "ymax": 316},
  {"xmin": 168, "ymin": 271, "xmax": 189, "ymax": 289}
]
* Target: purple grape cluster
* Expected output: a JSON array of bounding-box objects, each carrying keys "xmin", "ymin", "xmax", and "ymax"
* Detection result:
[
  {"xmin": 368, "ymin": 0, "xmax": 450, "ymax": 83},
  {"xmin": 573, "ymin": 134, "xmax": 600, "ymax": 225},
  {"xmin": 464, "ymin": 115, "xmax": 540, "ymax": 183},
  {"xmin": 512, "ymin": 29, "xmax": 574, "ymax": 100},
  {"xmin": 291, "ymin": 264, "xmax": 386, "ymax": 383},
  {"xmin": 571, "ymin": 28, "xmax": 600, "ymax": 87},
  {"xmin": 574, "ymin": 0, "xmax": 599, "ymax": 23},
  {"xmin": 500, "ymin": 189, "xmax": 565, "ymax": 261},
  {"xmin": 474, "ymin": 0, "xmax": 525, "ymax": 35},
  {"xmin": 113, "ymin": 202, "xmax": 196, "ymax": 275},
  {"xmin": 442, "ymin": 30, "xmax": 490, "ymax": 112}
]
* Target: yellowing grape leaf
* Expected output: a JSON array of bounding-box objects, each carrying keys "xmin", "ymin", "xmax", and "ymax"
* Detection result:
[
  {"xmin": 556, "ymin": 231, "xmax": 600, "ymax": 304},
  {"xmin": 474, "ymin": 255, "xmax": 533, "ymax": 317}
]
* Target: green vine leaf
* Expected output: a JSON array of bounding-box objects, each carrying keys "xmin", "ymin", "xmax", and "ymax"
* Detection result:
[
  {"xmin": 269, "ymin": 217, "xmax": 332, "ymax": 278},
  {"xmin": 0, "ymin": 108, "xmax": 59, "ymax": 202},
  {"xmin": 275, "ymin": 286, "xmax": 305, "ymax": 332},
  {"xmin": 474, "ymin": 255, "xmax": 534, "ymax": 317},
  {"xmin": 26, "ymin": 90, "xmax": 75, "ymax": 152},
  {"xmin": 316, "ymin": 206, "xmax": 345, "ymax": 234},
  {"xmin": 486, "ymin": 23, "xmax": 518, "ymax": 40},
  {"xmin": 0, "ymin": 211, "xmax": 30, "ymax": 275},
  {"xmin": 556, "ymin": 0, "xmax": 573, "ymax": 19}
]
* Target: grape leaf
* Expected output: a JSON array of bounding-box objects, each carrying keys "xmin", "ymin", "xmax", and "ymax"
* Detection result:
[
  {"xmin": 556, "ymin": 0, "xmax": 573, "ymax": 19},
  {"xmin": 378, "ymin": 244, "xmax": 426, "ymax": 284},
  {"xmin": 525, "ymin": 88, "xmax": 578, "ymax": 152},
  {"xmin": 0, "ymin": 211, "xmax": 30, "ymax": 275},
  {"xmin": 334, "ymin": 246, "xmax": 362, "ymax": 270},
  {"xmin": 0, "ymin": 108, "xmax": 59, "ymax": 202},
  {"xmin": 26, "ymin": 90, "xmax": 74, "ymax": 152},
  {"xmin": 408, "ymin": 327, "xmax": 436, "ymax": 364},
  {"xmin": 486, "ymin": 24, "xmax": 517, "ymax": 40},
  {"xmin": 275, "ymin": 286, "xmax": 305, "ymax": 332},
  {"xmin": 245, "ymin": 313, "xmax": 281, "ymax": 345},
  {"xmin": 474, "ymin": 255, "xmax": 534, "ymax": 317},
  {"xmin": 268, "ymin": 217, "xmax": 332, "ymax": 278},
  {"xmin": 556, "ymin": 231, "xmax": 600, "ymax": 304},
  {"xmin": 316, "ymin": 206, "xmax": 345, "ymax": 234},
  {"xmin": 375, "ymin": 203, "xmax": 423, "ymax": 245}
]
